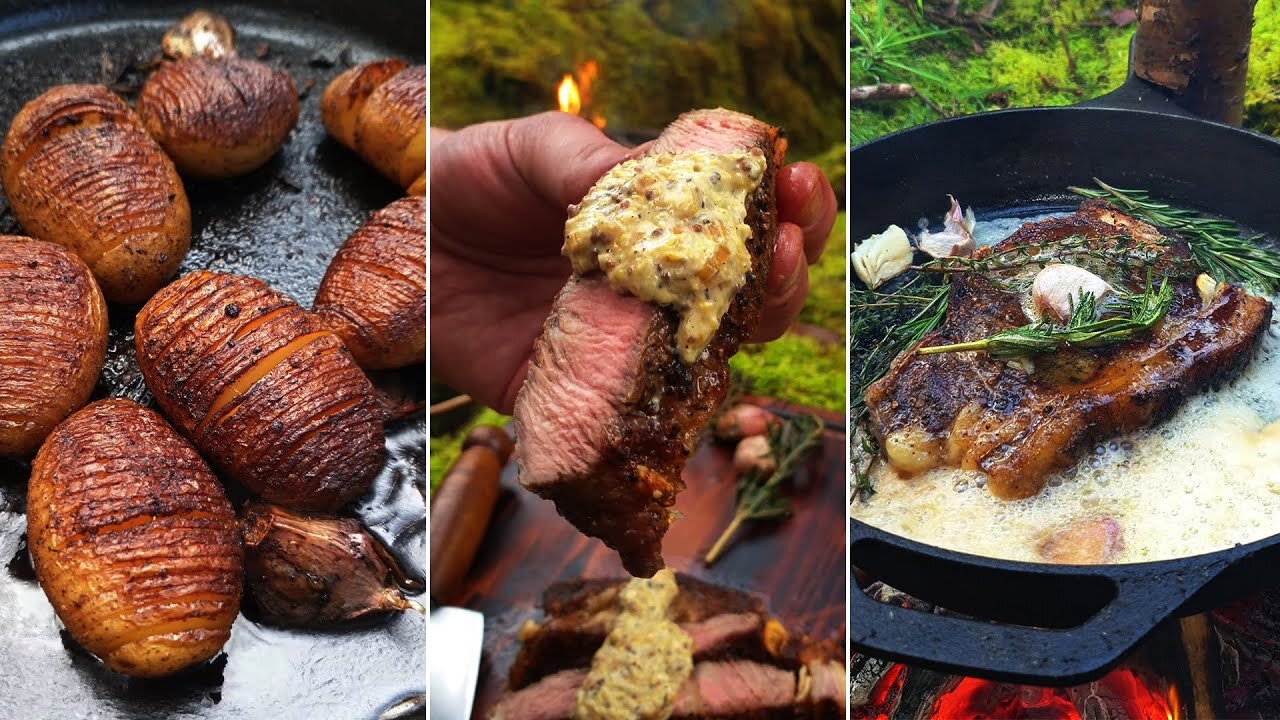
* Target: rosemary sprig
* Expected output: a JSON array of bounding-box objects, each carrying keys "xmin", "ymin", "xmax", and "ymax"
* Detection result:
[
  {"xmin": 1071, "ymin": 178, "xmax": 1280, "ymax": 294},
  {"xmin": 704, "ymin": 413, "xmax": 824, "ymax": 565},
  {"xmin": 918, "ymin": 277, "xmax": 1173, "ymax": 358},
  {"xmin": 850, "ymin": 273, "xmax": 950, "ymax": 417}
]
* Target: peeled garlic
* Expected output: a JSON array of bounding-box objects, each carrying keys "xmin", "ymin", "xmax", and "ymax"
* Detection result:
[
  {"xmin": 852, "ymin": 224, "xmax": 913, "ymax": 288},
  {"xmin": 917, "ymin": 195, "xmax": 975, "ymax": 259},
  {"xmin": 1196, "ymin": 273, "xmax": 1224, "ymax": 306},
  {"xmin": 1032, "ymin": 263, "xmax": 1115, "ymax": 323}
]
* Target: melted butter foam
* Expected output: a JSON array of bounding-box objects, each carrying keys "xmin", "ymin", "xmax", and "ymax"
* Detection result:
[{"xmin": 853, "ymin": 212, "xmax": 1280, "ymax": 564}]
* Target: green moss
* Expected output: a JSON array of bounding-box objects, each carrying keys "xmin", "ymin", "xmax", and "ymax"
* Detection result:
[
  {"xmin": 1246, "ymin": 0, "xmax": 1280, "ymax": 135},
  {"xmin": 430, "ymin": 0, "xmax": 844, "ymax": 157},
  {"xmin": 429, "ymin": 407, "xmax": 510, "ymax": 493},
  {"xmin": 729, "ymin": 333, "xmax": 845, "ymax": 412},
  {"xmin": 798, "ymin": 211, "xmax": 847, "ymax": 333}
]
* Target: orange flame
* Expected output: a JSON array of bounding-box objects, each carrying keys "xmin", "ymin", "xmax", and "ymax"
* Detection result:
[
  {"xmin": 557, "ymin": 74, "xmax": 580, "ymax": 116},
  {"xmin": 555, "ymin": 60, "xmax": 605, "ymax": 129}
]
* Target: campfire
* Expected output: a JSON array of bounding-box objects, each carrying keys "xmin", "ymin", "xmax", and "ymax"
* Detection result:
[{"xmin": 555, "ymin": 59, "xmax": 605, "ymax": 129}]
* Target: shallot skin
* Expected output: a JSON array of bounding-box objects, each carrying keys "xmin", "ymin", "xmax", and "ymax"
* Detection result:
[
  {"xmin": 0, "ymin": 236, "xmax": 107, "ymax": 456},
  {"xmin": 28, "ymin": 399, "xmax": 242, "ymax": 678},
  {"xmin": 314, "ymin": 196, "xmax": 425, "ymax": 369},
  {"xmin": 321, "ymin": 59, "xmax": 425, "ymax": 193},
  {"xmin": 0, "ymin": 85, "xmax": 191, "ymax": 303},
  {"xmin": 242, "ymin": 502, "xmax": 414, "ymax": 627},
  {"xmin": 137, "ymin": 57, "xmax": 299, "ymax": 179},
  {"xmin": 135, "ymin": 271, "xmax": 385, "ymax": 511}
]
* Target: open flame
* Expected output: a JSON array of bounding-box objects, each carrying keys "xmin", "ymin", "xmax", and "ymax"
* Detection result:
[{"xmin": 555, "ymin": 59, "xmax": 605, "ymax": 129}]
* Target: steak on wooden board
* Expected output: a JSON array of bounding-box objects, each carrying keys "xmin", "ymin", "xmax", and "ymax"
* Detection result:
[
  {"xmin": 492, "ymin": 575, "xmax": 843, "ymax": 720},
  {"xmin": 865, "ymin": 199, "xmax": 1274, "ymax": 499},
  {"xmin": 513, "ymin": 109, "xmax": 786, "ymax": 577}
]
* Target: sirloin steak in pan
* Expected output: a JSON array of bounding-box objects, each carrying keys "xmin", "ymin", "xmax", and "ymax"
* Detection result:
[
  {"xmin": 513, "ymin": 109, "xmax": 786, "ymax": 577},
  {"xmin": 866, "ymin": 199, "xmax": 1274, "ymax": 500}
]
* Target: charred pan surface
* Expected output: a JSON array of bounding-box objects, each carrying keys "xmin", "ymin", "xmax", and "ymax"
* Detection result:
[
  {"xmin": 0, "ymin": 84, "xmax": 190, "ymax": 304},
  {"xmin": 135, "ymin": 271, "xmax": 385, "ymax": 511},
  {"xmin": 314, "ymin": 195, "xmax": 425, "ymax": 369},
  {"xmin": 137, "ymin": 57, "xmax": 300, "ymax": 179},
  {"xmin": 513, "ymin": 109, "xmax": 786, "ymax": 577},
  {"xmin": 27, "ymin": 399, "xmax": 242, "ymax": 678},
  {"xmin": 0, "ymin": 236, "xmax": 107, "ymax": 456},
  {"xmin": 321, "ymin": 59, "xmax": 425, "ymax": 193},
  {"xmin": 866, "ymin": 200, "xmax": 1274, "ymax": 499}
]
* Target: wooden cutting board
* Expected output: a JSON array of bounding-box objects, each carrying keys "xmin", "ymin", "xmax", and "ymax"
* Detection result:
[{"xmin": 453, "ymin": 398, "xmax": 847, "ymax": 717}]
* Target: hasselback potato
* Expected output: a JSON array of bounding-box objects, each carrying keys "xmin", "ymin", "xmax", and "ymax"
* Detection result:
[
  {"xmin": 0, "ymin": 84, "xmax": 191, "ymax": 304},
  {"xmin": 137, "ymin": 57, "xmax": 299, "ymax": 179},
  {"xmin": 321, "ymin": 59, "xmax": 425, "ymax": 194},
  {"xmin": 0, "ymin": 236, "xmax": 107, "ymax": 456},
  {"xmin": 313, "ymin": 196, "xmax": 425, "ymax": 369},
  {"xmin": 135, "ymin": 271, "xmax": 385, "ymax": 511},
  {"xmin": 28, "ymin": 399, "xmax": 242, "ymax": 678}
]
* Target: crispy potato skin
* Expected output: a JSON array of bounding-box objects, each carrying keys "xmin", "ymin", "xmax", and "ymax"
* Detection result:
[
  {"xmin": 0, "ymin": 236, "xmax": 107, "ymax": 456},
  {"xmin": 321, "ymin": 60, "xmax": 424, "ymax": 193},
  {"xmin": 135, "ymin": 271, "xmax": 385, "ymax": 510},
  {"xmin": 0, "ymin": 85, "xmax": 191, "ymax": 304},
  {"xmin": 314, "ymin": 196, "xmax": 425, "ymax": 369},
  {"xmin": 28, "ymin": 399, "xmax": 242, "ymax": 678},
  {"xmin": 137, "ymin": 57, "xmax": 300, "ymax": 179}
]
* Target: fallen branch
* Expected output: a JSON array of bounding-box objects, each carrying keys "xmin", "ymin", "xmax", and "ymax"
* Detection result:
[{"xmin": 850, "ymin": 83, "xmax": 918, "ymax": 102}]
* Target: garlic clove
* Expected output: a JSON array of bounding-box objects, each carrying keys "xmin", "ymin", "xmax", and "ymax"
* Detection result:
[
  {"xmin": 163, "ymin": 10, "xmax": 237, "ymax": 60},
  {"xmin": 1196, "ymin": 273, "xmax": 1224, "ymax": 307},
  {"xmin": 1031, "ymin": 263, "xmax": 1115, "ymax": 323},
  {"xmin": 852, "ymin": 224, "xmax": 913, "ymax": 289},
  {"xmin": 733, "ymin": 434, "xmax": 777, "ymax": 474},
  {"xmin": 917, "ymin": 195, "xmax": 975, "ymax": 259},
  {"xmin": 241, "ymin": 502, "xmax": 420, "ymax": 627}
]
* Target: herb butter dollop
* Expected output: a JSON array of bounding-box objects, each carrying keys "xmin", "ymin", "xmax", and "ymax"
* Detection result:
[
  {"xmin": 573, "ymin": 569, "xmax": 693, "ymax": 720},
  {"xmin": 564, "ymin": 149, "xmax": 767, "ymax": 364}
]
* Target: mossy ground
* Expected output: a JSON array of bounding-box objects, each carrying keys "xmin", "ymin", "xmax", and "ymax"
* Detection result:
[{"xmin": 852, "ymin": 0, "xmax": 1280, "ymax": 144}]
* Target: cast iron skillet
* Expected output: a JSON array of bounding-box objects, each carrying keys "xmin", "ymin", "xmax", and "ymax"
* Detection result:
[
  {"xmin": 0, "ymin": 2, "xmax": 426, "ymax": 718},
  {"xmin": 849, "ymin": 70, "xmax": 1280, "ymax": 684}
]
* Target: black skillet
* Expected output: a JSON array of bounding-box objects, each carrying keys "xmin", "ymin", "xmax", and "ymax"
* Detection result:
[
  {"xmin": 849, "ymin": 62, "xmax": 1280, "ymax": 684},
  {"xmin": 0, "ymin": 2, "xmax": 426, "ymax": 718}
]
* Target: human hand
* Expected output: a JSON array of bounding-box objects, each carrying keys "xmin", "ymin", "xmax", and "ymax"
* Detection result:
[{"xmin": 430, "ymin": 111, "xmax": 837, "ymax": 413}]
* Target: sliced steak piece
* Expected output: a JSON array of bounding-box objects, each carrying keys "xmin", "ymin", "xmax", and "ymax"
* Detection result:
[
  {"xmin": 513, "ymin": 109, "xmax": 786, "ymax": 577},
  {"xmin": 797, "ymin": 660, "xmax": 847, "ymax": 717},
  {"xmin": 490, "ymin": 662, "xmax": 811, "ymax": 720},
  {"xmin": 510, "ymin": 574, "xmax": 778, "ymax": 689},
  {"xmin": 866, "ymin": 199, "xmax": 1274, "ymax": 499}
]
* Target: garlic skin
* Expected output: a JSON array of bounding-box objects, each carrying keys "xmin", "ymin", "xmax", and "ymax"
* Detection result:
[
  {"xmin": 1031, "ymin": 263, "xmax": 1115, "ymax": 323},
  {"xmin": 916, "ymin": 195, "xmax": 976, "ymax": 259},
  {"xmin": 852, "ymin": 224, "xmax": 913, "ymax": 288},
  {"xmin": 241, "ymin": 502, "xmax": 418, "ymax": 627}
]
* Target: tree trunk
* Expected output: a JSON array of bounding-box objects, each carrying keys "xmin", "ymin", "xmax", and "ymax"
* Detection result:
[{"xmin": 1132, "ymin": 0, "xmax": 1257, "ymax": 125}]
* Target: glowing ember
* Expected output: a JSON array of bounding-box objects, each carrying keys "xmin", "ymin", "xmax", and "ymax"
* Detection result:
[
  {"xmin": 854, "ymin": 665, "xmax": 1181, "ymax": 720},
  {"xmin": 555, "ymin": 60, "xmax": 605, "ymax": 129},
  {"xmin": 928, "ymin": 668, "xmax": 1178, "ymax": 720}
]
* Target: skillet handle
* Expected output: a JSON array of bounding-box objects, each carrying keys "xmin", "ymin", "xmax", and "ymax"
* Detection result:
[
  {"xmin": 849, "ymin": 525, "xmax": 1223, "ymax": 685},
  {"xmin": 1078, "ymin": 74, "xmax": 1198, "ymax": 119}
]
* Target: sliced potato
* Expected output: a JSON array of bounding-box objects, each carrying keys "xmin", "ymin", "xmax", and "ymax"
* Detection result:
[
  {"xmin": 28, "ymin": 399, "xmax": 242, "ymax": 677},
  {"xmin": 321, "ymin": 59, "xmax": 425, "ymax": 193},
  {"xmin": 0, "ymin": 84, "xmax": 191, "ymax": 304}
]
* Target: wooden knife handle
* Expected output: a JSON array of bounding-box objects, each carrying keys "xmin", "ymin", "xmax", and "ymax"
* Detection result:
[{"xmin": 430, "ymin": 426, "xmax": 506, "ymax": 605}]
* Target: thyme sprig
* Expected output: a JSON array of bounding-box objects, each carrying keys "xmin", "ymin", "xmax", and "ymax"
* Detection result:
[
  {"xmin": 918, "ymin": 276, "xmax": 1173, "ymax": 358},
  {"xmin": 704, "ymin": 413, "xmax": 824, "ymax": 566},
  {"xmin": 916, "ymin": 233, "xmax": 1165, "ymax": 279},
  {"xmin": 850, "ymin": 273, "xmax": 950, "ymax": 419},
  {"xmin": 1071, "ymin": 179, "xmax": 1280, "ymax": 294}
]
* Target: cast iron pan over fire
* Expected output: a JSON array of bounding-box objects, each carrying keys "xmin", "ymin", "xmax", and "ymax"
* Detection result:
[
  {"xmin": 849, "ymin": 72, "xmax": 1280, "ymax": 684},
  {"xmin": 0, "ymin": 2, "xmax": 426, "ymax": 718}
]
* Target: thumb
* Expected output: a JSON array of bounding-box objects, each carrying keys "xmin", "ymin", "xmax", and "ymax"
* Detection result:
[{"xmin": 505, "ymin": 111, "xmax": 633, "ymax": 209}]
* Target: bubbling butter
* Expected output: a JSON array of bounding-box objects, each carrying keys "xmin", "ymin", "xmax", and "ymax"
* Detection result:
[
  {"xmin": 574, "ymin": 569, "xmax": 693, "ymax": 720},
  {"xmin": 564, "ymin": 150, "xmax": 767, "ymax": 364}
]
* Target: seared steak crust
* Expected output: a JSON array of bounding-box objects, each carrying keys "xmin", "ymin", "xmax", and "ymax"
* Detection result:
[
  {"xmin": 514, "ymin": 110, "xmax": 787, "ymax": 577},
  {"xmin": 866, "ymin": 200, "xmax": 1274, "ymax": 499}
]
